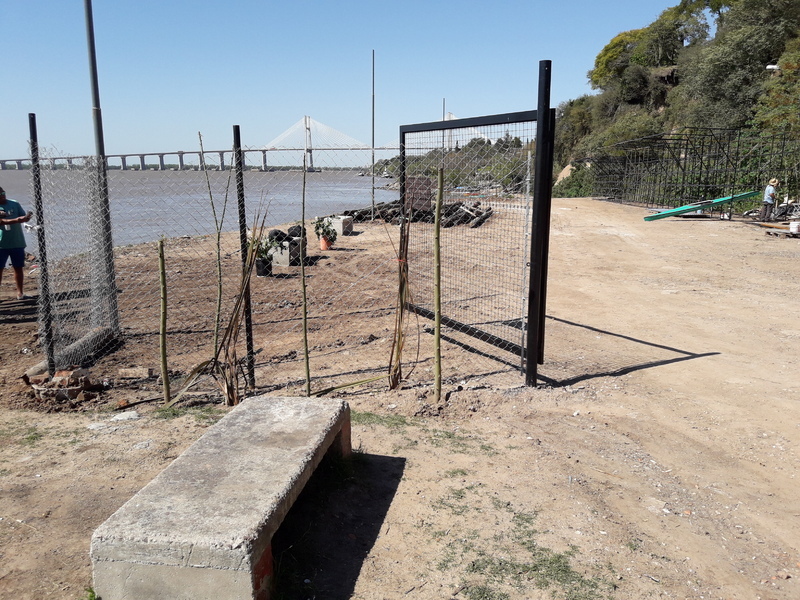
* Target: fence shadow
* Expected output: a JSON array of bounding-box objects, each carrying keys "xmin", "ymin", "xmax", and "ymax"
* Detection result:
[
  {"xmin": 538, "ymin": 315, "xmax": 720, "ymax": 387},
  {"xmin": 444, "ymin": 315, "xmax": 719, "ymax": 387},
  {"xmin": 271, "ymin": 452, "xmax": 405, "ymax": 599},
  {"xmin": 0, "ymin": 296, "xmax": 39, "ymax": 324}
]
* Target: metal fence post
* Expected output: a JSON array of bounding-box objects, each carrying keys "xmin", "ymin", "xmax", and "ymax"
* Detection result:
[
  {"xmin": 233, "ymin": 125, "xmax": 255, "ymax": 390},
  {"xmin": 28, "ymin": 114, "xmax": 57, "ymax": 376},
  {"xmin": 526, "ymin": 59, "xmax": 554, "ymax": 386},
  {"xmin": 84, "ymin": 0, "xmax": 120, "ymax": 336}
]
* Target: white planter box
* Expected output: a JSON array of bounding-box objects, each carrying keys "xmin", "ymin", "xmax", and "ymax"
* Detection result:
[
  {"xmin": 270, "ymin": 236, "xmax": 306, "ymax": 266},
  {"xmin": 328, "ymin": 216, "xmax": 353, "ymax": 237}
]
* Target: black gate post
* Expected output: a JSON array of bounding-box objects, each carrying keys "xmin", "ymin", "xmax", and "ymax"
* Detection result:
[
  {"xmin": 526, "ymin": 60, "xmax": 555, "ymax": 386},
  {"xmin": 233, "ymin": 125, "xmax": 255, "ymax": 389}
]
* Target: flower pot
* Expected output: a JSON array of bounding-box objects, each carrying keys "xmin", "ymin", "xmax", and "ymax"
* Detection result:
[
  {"xmin": 319, "ymin": 236, "xmax": 333, "ymax": 251},
  {"xmin": 255, "ymin": 258, "xmax": 272, "ymax": 277}
]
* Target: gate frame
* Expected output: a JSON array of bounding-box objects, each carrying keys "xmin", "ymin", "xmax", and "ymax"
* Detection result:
[{"xmin": 398, "ymin": 60, "xmax": 555, "ymax": 386}]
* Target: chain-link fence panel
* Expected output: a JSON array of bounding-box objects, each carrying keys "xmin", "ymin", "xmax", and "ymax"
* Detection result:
[
  {"xmin": 238, "ymin": 142, "xmax": 402, "ymax": 395},
  {"xmin": 8, "ymin": 127, "xmax": 404, "ymax": 399},
  {"xmin": 398, "ymin": 116, "xmax": 538, "ymax": 378}
]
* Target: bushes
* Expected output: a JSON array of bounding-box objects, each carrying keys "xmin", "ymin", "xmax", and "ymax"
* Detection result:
[{"xmin": 552, "ymin": 162, "xmax": 595, "ymax": 198}]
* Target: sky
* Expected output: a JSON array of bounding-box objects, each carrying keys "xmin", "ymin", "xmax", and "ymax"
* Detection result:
[{"xmin": 1, "ymin": 0, "xmax": 678, "ymax": 159}]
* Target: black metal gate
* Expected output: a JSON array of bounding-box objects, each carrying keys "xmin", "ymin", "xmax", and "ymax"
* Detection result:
[{"xmin": 398, "ymin": 61, "xmax": 555, "ymax": 385}]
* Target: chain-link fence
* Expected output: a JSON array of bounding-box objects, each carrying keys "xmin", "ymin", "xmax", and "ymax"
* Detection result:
[
  {"xmin": 6, "ymin": 94, "xmax": 556, "ymax": 398},
  {"xmin": 5, "ymin": 123, "xmax": 407, "ymax": 398},
  {"xmin": 396, "ymin": 114, "xmax": 540, "ymax": 380},
  {"xmin": 589, "ymin": 127, "xmax": 800, "ymax": 211}
]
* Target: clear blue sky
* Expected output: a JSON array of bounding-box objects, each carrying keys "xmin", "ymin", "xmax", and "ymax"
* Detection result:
[{"xmin": 1, "ymin": 0, "xmax": 676, "ymax": 158}]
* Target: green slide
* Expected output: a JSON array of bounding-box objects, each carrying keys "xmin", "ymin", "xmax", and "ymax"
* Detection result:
[{"xmin": 644, "ymin": 191, "xmax": 759, "ymax": 221}]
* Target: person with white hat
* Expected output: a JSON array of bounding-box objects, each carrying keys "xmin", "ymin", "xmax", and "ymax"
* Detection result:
[{"xmin": 759, "ymin": 178, "xmax": 780, "ymax": 222}]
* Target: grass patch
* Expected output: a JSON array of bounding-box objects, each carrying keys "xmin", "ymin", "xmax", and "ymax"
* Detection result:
[
  {"xmin": 433, "ymin": 504, "xmax": 613, "ymax": 600},
  {"xmin": 479, "ymin": 443, "xmax": 498, "ymax": 455},
  {"xmin": 464, "ymin": 583, "xmax": 510, "ymax": 600},
  {"xmin": 421, "ymin": 428, "xmax": 497, "ymax": 455},
  {"xmin": 625, "ymin": 538, "xmax": 642, "ymax": 552},
  {"xmin": 445, "ymin": 468, "xmax": 469, "ymax": 478},
  {"xmin": 154, "ymin": 404, "xmax": 226, "ymax": 424},
  {"xmin": 21, "ymin": 427, "xmax": 43, "ymax": 446},
  {"xmin": 351, "ymin": 410, "xmax": 410, "ymax": 429},
  {"xmin": 491, "ymin": 497, "xmax": 513, "ymax": 512},
  {"xmin": 82, "ymin": 587, "xmax": 97, "ymax": 600},
  {"xmin": 154, "ymin": 405, "xmax": 188, "ymax": 419},
  {"xmin": 191, "ymin": 406, "xmax": 227, "ymax": 425},
  {"xmin": 0, "ymin": 422, "xmax": 44, "ymax": 445},
  {"xmin": 426, "ymin": 429, "xmax": 471, "ymax": 453}
]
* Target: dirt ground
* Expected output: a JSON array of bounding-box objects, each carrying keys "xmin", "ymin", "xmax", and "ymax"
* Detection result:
[{"xmin": 1, "ymin": 197, "xmax": 799, "ymax": 600}]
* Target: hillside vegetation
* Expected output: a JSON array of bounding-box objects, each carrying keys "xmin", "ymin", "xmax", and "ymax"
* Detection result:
[{"xmin": 555, "ymin": 0, "xmax": 800, "ymax": 176}]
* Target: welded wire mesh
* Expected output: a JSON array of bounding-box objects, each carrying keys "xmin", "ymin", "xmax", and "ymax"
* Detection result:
[
  {"xmin": 401, "ymin": 119, "xmax": 537, "ymax": 372},
  {"xmin": 590, "ymin": 128, "xmax": 800, "ymax": 211}
]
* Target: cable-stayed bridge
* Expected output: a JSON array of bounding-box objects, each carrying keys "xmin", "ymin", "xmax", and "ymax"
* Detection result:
[{"xmin": 0, "ymin": 117, "xmax": 396, "ymax": 171}]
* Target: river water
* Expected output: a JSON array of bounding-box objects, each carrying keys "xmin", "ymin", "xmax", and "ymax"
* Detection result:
[{"xmin": 0, "ymin": 169, "xmax": 398, "ymax": 258}]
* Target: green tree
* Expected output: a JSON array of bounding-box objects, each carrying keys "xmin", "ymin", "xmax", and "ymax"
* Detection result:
[
  {"xmin": 671, "ymin": 0, "xmax": 800, "ymax": 129},
  {"xmin": 589, "ymin": 29, "xmax": 646, "ymax": 89},
  {"xmin": 494, "ymin": 132, "xmax": 523, "ymax": 152},
  {"xmin": 555, "ymin": 96, "xmax": 595, "ymax": 167},
  {"xmin": 753, "ymin": 38, "xmax": 800, "ymax": 136}
]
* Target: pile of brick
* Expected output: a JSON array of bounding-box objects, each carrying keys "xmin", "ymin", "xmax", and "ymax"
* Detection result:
[{"xmin": 26, "ymin": 367, "xmax": 101, "ymax": 407}]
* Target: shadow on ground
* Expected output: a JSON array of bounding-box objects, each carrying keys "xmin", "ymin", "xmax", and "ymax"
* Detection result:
[
  {"xmin": 271, "ymin": 452, "xmax": 405, "ymax": 599},
  {"xmin": 0, "ymin": 296, "xmax": 38, "ymax": 324},
  {"xmin": 420, "ymin": 313, "xmax": 719, "ymax": 388}
]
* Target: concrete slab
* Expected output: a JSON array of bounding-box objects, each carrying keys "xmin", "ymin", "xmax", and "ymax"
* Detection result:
[{"xmin": 91, "ymin": 396, "xmax": 351, "ymax": 600}]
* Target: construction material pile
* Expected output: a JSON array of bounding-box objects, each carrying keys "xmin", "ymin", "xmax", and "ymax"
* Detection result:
[{"xmin": 343, "ymin": 201, "xmax": 493, "ymax": 228}]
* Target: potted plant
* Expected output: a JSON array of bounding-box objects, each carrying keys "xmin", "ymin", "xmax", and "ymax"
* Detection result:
[
  {"xmin": 313, "ymin": 217, "xmax": 337, "ymax": 250},
  {"xmin": 254, "ymin": 236, "xmax": 281, "ymax": 277}
]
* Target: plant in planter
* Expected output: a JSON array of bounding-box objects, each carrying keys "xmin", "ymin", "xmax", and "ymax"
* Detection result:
[
  {"xmin": 313, "ymin": 217, "xmax": 337, "ymax": 250},
  {"xmin": 253, "ymin": 236, "xmax": 282, "ymax": 277}
]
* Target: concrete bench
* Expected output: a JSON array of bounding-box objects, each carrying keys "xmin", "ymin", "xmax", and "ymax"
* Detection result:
[{"xmin": 90, "ymin": 396, "xmax": 351, "ymax": 600}]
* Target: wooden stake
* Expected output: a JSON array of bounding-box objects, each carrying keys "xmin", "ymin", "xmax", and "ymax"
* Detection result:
[
  {"xmin": 434, "ymin": 168, "xmax": 443, "ymax": 403},
  {"xmin": 158, "ymin": 238, "xmax": 171, "ymax": 404}
]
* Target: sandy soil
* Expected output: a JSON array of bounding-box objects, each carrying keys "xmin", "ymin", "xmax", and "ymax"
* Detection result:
[{"xmin": 1, "ymin": 197, "xmax": 799, "ymax": 600}]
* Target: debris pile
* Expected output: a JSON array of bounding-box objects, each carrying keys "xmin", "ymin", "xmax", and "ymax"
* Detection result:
[
  {"xmin": 343, "ymin": 201, "xmax": 493, "ymax": 228},
  {"xmin": 25, "ymin": 367, "xmax": 102, "ymax": 408}
]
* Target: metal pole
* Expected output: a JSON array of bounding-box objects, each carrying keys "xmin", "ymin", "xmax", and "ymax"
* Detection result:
[
  {"xmin": 84, "ymin": 0, "xmax": 120, "ymax": 334},
  {"xmin": 525, "ymin": 60, "xmax": 554, "ymax": 386},
  {"xmin": 233, "ymin": 125, "xmax": 255, "ymax": 390},
  {"xmin": 371, "ymin": 50, "xmax": 375, "ymax": 221},
  {"xmin": 85, "ymin": 0, "xmax": 105, "ymax": 159},
  {"xmin": 537, "ymin": 106, "xmax": 556, "ymax": 358},
  {"xmin": 28, "ymin": 114, "xmax": 57, "ymax": 376}
]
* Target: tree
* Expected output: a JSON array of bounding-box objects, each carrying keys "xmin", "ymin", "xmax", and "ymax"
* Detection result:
[
  {"xmin": 671, "ymin": 0, "xmax": 800, "ymax": 129},
  {"xmin": 494, "ymin": 132, "xmax": 522, "ymax": 152},
  {"xmin": 555, "ymin": 96, "xmax": 595, "ymax": 167},
  {"xmin": 753, "ymin": 38, "xmax": 800, "ymax": 136},
  {"xmin": 589, "ymin": 29, "xmax": 646, "ymax": 90}
]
